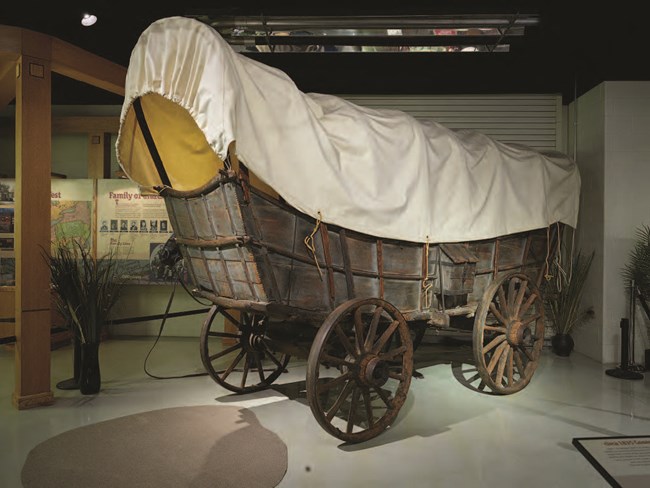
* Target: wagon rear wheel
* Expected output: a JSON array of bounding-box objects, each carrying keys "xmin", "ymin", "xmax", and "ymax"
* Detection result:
[
  {"xmin": 306, "ymin": 298, "xmax": 413, "ymax": 443},
  {"xmin": 200, "ymin": 305, "xmax": 290, "ymax": 394},
  {"xmin": 473, "ymin": 272, "xmax": 545, "ymax": 394}
]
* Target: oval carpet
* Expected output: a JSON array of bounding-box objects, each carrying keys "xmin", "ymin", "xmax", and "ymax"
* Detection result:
[{"xmin": 22, "ymin": 405, "xmax": 287, "ymax": 488}]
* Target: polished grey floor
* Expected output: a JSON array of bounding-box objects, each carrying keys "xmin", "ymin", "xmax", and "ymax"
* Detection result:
[{"xmin": 1, "ymin": 336, "xmax": 649, "ymax": 488}]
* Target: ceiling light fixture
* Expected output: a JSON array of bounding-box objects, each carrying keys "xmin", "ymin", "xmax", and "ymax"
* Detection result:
[{"xmin": 81, "ymin": 13, "xmax": 98, "ymax": 27}]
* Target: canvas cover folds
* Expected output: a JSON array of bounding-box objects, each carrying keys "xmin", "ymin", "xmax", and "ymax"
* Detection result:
[{"xmin": 116, "ymin": 16, "xmax": 580, "ymax": 243}]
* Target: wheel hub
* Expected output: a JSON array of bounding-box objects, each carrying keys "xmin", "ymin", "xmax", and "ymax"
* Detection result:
[
  {"xmin": 507, "ymin": 320, "xmax": 532, "ymax": 346},
  {"xmin": 358, "ymin": 354, "xmax": 390, "ymax": 387},
  {"xmin": 241, "ymin": 319, "xmax": 267, "ymax": 352},
  {"xmin": 247, "ymin": 333, "xmax": 265, "ymax": 350}
]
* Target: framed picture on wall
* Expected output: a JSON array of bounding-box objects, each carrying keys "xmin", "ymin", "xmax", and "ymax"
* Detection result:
[{"xmin": 0, "ymin": 206, "xmax": 14, "ymax": 234}]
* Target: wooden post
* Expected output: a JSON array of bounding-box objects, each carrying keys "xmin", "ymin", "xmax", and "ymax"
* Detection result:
[
  {"xmin": 87, "ymin": 132, "xmax": 107, "ymax": 179},
  {"xmin": 12, "ymin": 50, "xmax": 54, "ymax": 409}
]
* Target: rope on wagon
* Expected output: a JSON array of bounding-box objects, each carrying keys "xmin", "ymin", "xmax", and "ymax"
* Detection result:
[
  {"xmin": 422, "ymin": 237, "xmax": 433, "ymax": 309},
  {"xmin": 544, "ymin": 224, "xmax": 557, "ymax": 282},
  {"xmin": 304, "ymin": 211, "xmax": 324, "ymax": 280}
]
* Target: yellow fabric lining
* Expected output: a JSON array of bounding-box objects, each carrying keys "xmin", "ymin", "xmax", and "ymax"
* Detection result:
[
  {"xmin": 119, "ymin": 93, "xmax": 278, "ymax": 198},
  {"xmin": 119, "ymin": 93, "xmax": 222, "ymax": 192}
]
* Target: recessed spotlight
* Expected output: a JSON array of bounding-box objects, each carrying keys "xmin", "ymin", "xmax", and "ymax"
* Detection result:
[{"xmin": 81, "ymin": 13, "xmax": 98, "ymax": 27}]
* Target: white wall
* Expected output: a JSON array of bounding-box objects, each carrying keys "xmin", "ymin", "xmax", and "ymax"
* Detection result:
[
  {"xmin": 52, "ymin": 134, "xmax": 88, "ymax": 178},
  {"xmin": 1, "ymin": 133, "xmax": 89, "ymax": 178},
  {"xmin": 571, "ymin": 81, "xmax": 650, "ymax": 364},
  {"xmin": 571, "ymin": 84, "xmax": 606, "ymax": 362},
  {"xmin": 107, "ymin": 284, "xmax": 216, "ymax": 337},
  {"xmin": 603, "ymin": 82, "xmax": 650, "ymax": 363}
]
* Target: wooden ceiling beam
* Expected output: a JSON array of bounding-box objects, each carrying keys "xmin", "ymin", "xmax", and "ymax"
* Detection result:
[
  {"xmin": 0, "ymin": 57, "xmax": 17, "ymax": 108},
  {"xmin": 51, "ymin": 38, "xmax": 126, "ymax": 96},
  {"xmin": 52, "ymin": 116, "xmax": 120, "ymax": 134},
  {"xmin": 0, "ymin": 25, "xmax": 22, "ymax": 55},
  {"xmin": 1, "ymin": 25, "xmax": 126, "ymax": 96}
]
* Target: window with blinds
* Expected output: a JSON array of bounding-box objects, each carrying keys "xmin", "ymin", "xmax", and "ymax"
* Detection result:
[{"xmin": 340, "ymin": 94, "xmax": 563, "ymax": 152}]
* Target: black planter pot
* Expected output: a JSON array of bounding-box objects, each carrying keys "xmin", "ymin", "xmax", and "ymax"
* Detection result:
[
  {"xmin": 551, "ymin": 333, "xmax": 574, "ymax": 357},
  {"xmin": 79, "ymin": 342, "xmax": 101, "ymax": 395},
  {"xmin": 56, "ymin": 335, "xmax": 82, "ymax": 390}
]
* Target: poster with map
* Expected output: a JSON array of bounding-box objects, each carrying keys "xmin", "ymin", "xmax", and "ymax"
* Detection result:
[
  {"xmin": 51, "ymin": 180, "xmax": 94, "ymax": 251},
  {"xmin": 97, "ymin": 179, "xmax": 174, "ymax": 284}
]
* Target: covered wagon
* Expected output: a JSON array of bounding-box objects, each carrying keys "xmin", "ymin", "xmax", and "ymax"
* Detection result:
[{"xmin": 116, "ymin": 17, "xmax": 580, "ymax": 443}]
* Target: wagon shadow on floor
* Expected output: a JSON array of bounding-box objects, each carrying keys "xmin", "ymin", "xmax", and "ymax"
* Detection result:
[{"xmin": 415, "ymin": 336, "xmax": 503, "ymax": 396}]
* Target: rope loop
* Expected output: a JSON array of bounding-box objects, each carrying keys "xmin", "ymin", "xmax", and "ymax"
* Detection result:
[{"xmin": 304, "ymin": 212, "xmax": 323, "ymax": 280}]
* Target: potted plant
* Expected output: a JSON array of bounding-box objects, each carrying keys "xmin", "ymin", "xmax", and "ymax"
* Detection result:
[
  {"xmin": 544, "ymin": 250, "xmax": 595, "ymax": 356},
  {"xmin": 622, "ymin": 224, "xmax": 650, "ymax": 362},
  {"xmin": 45, "ymin": 240, "xmax": 125, "ymax": 394}
]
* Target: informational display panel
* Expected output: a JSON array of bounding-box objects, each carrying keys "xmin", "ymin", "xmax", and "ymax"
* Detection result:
[
  {"xmin": 0, "ymin": 179, "xmax": 15, "ymax": 287},
  {"xmin": 50, "ymin": 179, "xmax": 94, "ymax": 251},
  {"xmin": 0, "ymin": 179, "xmax": 175, "ymax": 287},
  {"xmin": 96, "ymin": 179, "xmax": 174, "ymax": 284},
  {"xmin": 573, "ymin": 436, "xmax": 650, "ymax": 488}
]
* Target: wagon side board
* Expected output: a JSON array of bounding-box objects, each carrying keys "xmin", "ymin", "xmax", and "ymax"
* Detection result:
[{"xmin": 163, "ymin": 171, "xmax": 559, "ymax": 325}]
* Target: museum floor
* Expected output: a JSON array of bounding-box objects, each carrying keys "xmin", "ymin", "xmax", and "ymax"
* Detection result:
[{"xmin": 1, "ymin": 336, "xmax": 649, "ymax": 488}]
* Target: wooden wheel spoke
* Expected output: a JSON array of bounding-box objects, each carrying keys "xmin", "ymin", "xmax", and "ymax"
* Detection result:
[
  {"xmin": 364, "ymin": 306, "xmax": 384, "ymax": 351},
  {"xmin": 513, "ymin": 280, "xmax": 528, "ymax": 318},
  {"xmin": 379, "ymin": 345, "xmax": 407, "ymax": 361},
  {"xmin": 519, "ymin": 293, "xmax": 538, "ymax": 317},
  {"xmin": 507, "ymin": 347, "xmax": 514, "ymax": 386},
  {"xmin": 489, "ymin": 303, "xmax": 508, "ymax": 325},
  {"xmin": 209, "ymin": 343, "xmax": 241, "ymax": 362},
  {"xmin": 372, "ymin": 320, "xmax": 400, "ymax": 354},
  {"xmin": 347, "ymin": 387, "xmax": 361, "ymax": 434},
  {"xmin": 362, "ymin": 389, "xmax": 375, "ymax": 428},
  {"xmin": 388, "ymin": 371, "xmax": 404, "ymax": 381},
  {"xmin": 486, "ymin": 342, "xmax": 508, "ymax": 374},
  {"xmin": 495, "ymin": 345, "xmax": 509, "ymax": 385},
  {"xmin": 219, "ymin": 309, "xmax": 242, "ymax": 329},
  {"xmin": 207, "ymin": 331, "xmax": 240, "ymax": 339},
  {"xmin": 261, "ymin": 343, "xmax": 286, "ymax": 371},
  {"xmin": 254, "ymin": 351, "xmax": 266, "ymax": 383},
  {"xmin": 482, "ymin": 334, "xmax": 506, "ymax": 354},
  {"xmin": 317, "ymin": 372, "xmax": 352, "ymax": 393},
  {"xmin": 334, "ymin": 324, "xmax": 357, "ymax": 358},
  {"xmin": 220, "ymin": 349, "xmax": 246, "ymax": 381},
  {"xmin": 326, "ymin": 380, "xmax": 355, "ymax": 421},
  {"xmin": 373, "ymin": 386, "xmax": 393, "ymax": 409},
  {"xmin": 522, "ymin": 313, "xmax": 542, "ymax": 326},
  {"xmin": 484, "ymin": 325, "xmax": 507, "ymax": 333},
  {"xmin": 507, "ymin": 277, "xmax": 517, "ymax": 312},
  {"xmin": 241, "ymin": 358, "xmax": 250, "ymax": 389},
  {"xmin": 353, "ymin": 309, "xmax": 365, "ymax": 354},
  {"xmin": 514, "ymin": 350, "xmax": 527, "ymax": 377},
  {"xmin": 497, "ymin": 285, "xmax": 509, "ymax": 316},
  {"xmin": 322, "ymin": 353, "xmax": 355, "ymax": 368},
  {"xmin": 517, "ymin": 344, "xmax": 534, "ymax": 362}
]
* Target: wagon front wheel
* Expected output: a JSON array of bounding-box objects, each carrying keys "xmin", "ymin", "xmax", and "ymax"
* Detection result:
[
  {"xmin": 306, "ymin": 298, "xmax": 413, "ymax": 443},
  {"xmin": 200, "ymin": 306, "xmax": 290, "ymax": 394},
  {"xmin": 473, "ymin": 272, "xmax": 545, "ymax": 394}
]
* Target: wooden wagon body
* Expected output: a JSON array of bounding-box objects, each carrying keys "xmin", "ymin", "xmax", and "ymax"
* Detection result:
[
  {"xmin": 160, "ymin": 163, "xmax": 556, "ymax": 443},
  {"xmin": 165, "ymin": 168, "xmax": 551, "ymax": 324}
]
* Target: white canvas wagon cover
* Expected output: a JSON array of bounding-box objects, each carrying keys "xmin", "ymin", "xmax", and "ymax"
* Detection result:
[{"xmin": 116, "ymin": 16, "xmax": 580, "ymax": 244}]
